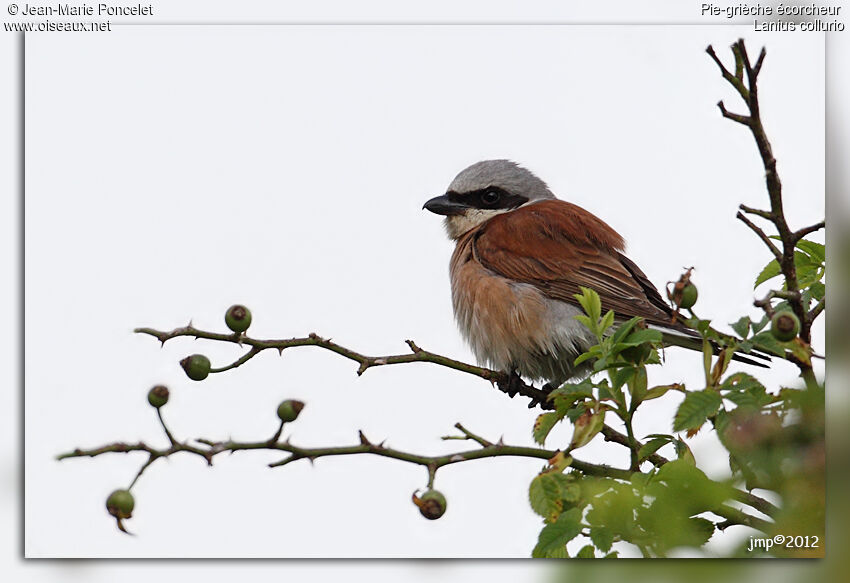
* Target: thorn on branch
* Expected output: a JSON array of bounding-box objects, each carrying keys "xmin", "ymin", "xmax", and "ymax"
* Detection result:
[
  {"xmin": 405, "ymin": 339, "xmax": 422, "ymax": 353},
  {"xmin": 358, "ymin": 430, "xmax": 372, "ymax": 446}
]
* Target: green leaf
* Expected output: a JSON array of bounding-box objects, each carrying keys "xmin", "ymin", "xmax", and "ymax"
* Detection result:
[
  {"xmin": 638, "ymin": 437, "xmax": 670, "ymax": 461},
  {"xmin": 750, "ymin": 330, "xmax": 788, "ymax": 357},
  {"xmin": 694, "ymin": 318, "xmax": 712, "ymax": 334},
  {"xmin": 553, "ymin": 475, "xmax": 582, "ymax": 503},
  {"xmin": 575, "ymin": 544, "xmax": 596, "ymax": 558},
  {"xmin": 720, "ymin": 373, "xmax": 772, "ymax": 408},
  {"xmin": 643, "ymin": 383, "xmax": 683, "ymax": 402},
  {"xmin": 702, "ymin": 339, "xmax": 713, "ymax": 384},
  {"xmin": 597, "ymin": 383, "xmax": 621, "ymax": 406},
  {"xmin": 719, "ymin": 372, "xmax": 765, "ymax": 393},
  {"xmin": 584, "ymin": 481, "xmax": 640, "ymax": 538},
  {"xmin": 529, "ymin": 473, "xmax": 564, "ymax": 519},
  {"xmin": 730, "ymin": 316, "xmax": 751, "ymax": 339},
  {"xmin": 685, "ymin": 517, "xmax": 716, "ymax": 547},
  {"xmin": 533, "ymin": 412, "xmax": 561, "ymax": 446},
  {"xmin": 754, "ymin": 259, "xmax": 782, "ymax": 288},
  {"xmin": 751, "ymin": 313, "xmax": 770, "ymax": 334},
  {"xmin": 532, "ymin": 508, "xmax": 583, "ymax": 558},
  {"xmin": 628, "ymin": 366, "xmax": 648, "ymax": 403},
  {"xmin": 611, "ymin": 366, "xmax": 635, "ymax": 391},
  {"xmin": 545, "ymin": 546, "xmax": 569, "ymax": 558},
  {"xmin": 570, "ymin": 409, "xmax": 605, "ymax": 449},
  {"xmin": 650, "ymin": 460, "xmax": 731, "ymax": 514},
  {"xmin": 589, "ymin": 526, "xmax": 614, "ymax": 553},
  {"xmin": 673, "ymin": 390, "xmax": 722, "ymax": 432},
  {"xmin": 796, "ymin": 239, "xmax": 825, "ymax": 264},
  {"xmin": 575, "ymin": 288, "xmax": 602, "ymax": 325},
  {"xmin": 621, "ymin": 328, "xmax": 663, "ymax": 346},
  {"xmin": 725, "ymin": 389, "xmax": 772, "ymax": 409},
  {"xmin": 610, "ymin": 317, "xmax": 643, "ymax": 344},
  {"xmin": 566, "ymin": 402, "xmax": 589, "ymax": 422},
  {"xmin": 599, "ymin": 310, "xmax": 615, "ymax": 336},
  {"xmin": 809, "ymin": 281, "xmax": 825, "ymax": 302},
  {"xmin": 674, "ymin": 437, "xmax": 695, "ymax": 465},
  {"xmin": 548, "ymin": 381, "xmax": 594, "ymax": 400},
  {"xmin": 796, "ymin": 259, "xmax": 821, "ymax": 289},
  {"xmin": 573, "ymin": 350, "xmax": 596, "ymax": 367},
  {"xmin": 550, "ymin": 382, "xmax": 594, "ymax": 414},
  {"xmin": 630, "ymin": 470, "xmax": 653, "ymax": 489}
]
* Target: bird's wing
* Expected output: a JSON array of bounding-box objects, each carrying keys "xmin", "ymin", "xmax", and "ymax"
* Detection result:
[
  {"xmin": 472, "ymin": 199, "xmax": 770, "ymax": 367},
  {"xmin": 472, "ymin": 199, "xmax": 679, "ymax": 329}
]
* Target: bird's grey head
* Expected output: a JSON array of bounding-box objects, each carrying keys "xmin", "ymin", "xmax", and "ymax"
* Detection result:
[{"xmin": 423, "ymin": 160, "xmax": 556, "ymax": 239}]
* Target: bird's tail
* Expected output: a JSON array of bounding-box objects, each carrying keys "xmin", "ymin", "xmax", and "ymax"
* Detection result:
[{"xmin": 657, "ymin": 327, "xmax": 771, "ymax": 368}]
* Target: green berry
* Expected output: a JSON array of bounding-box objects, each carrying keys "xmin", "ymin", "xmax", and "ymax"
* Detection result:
[
  {"xmin": 225, "ymin": 304, "xmax": 252, "ymax": 334},
  {"xmin": 771, "ymin": 311, "xmax": 800, "ymax": 342},
  {"xmin": 414, "ymin": 489, "xmax": 447, "ymax": 520},
  {"xmin": 276, "ymin": 399, "xmax": 305, "ymax": 423},
  {"xmin": 147, "ymin": 385, "xmax": 170, "ymax": 408},
  {"xmin": 106, "ymin": 489, "xmax": 135, "ymax": 519},
  {"xmin": 678, "ymin": 283, "xmax": 698, "ymax": 310},
  {"xmin": 180, "ymin": 354, "xmax": 211, "ymax": 381}
]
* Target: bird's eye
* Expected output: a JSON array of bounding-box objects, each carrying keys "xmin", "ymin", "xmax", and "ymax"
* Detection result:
[{"xmin": 480, "ymin": 190, "xmax": 501, "ymax": 206}]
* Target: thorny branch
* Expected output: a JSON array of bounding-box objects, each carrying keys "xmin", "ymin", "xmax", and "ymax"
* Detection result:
[
  {"xmin": 59, "ymin": 324, "xmax": 780, "ymax": 531},
  {"xmin": 58, "ymin": 413, "xmax": 775, "ymax": 531},
  {"xmin": 134, "ymin": 325, "xmax": 553, "ymax": 408}
]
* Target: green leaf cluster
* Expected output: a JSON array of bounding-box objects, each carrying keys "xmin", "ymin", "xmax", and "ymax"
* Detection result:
[{"xmin": 529, "ymin": 461, "xmax": 734, "ymax": 557}]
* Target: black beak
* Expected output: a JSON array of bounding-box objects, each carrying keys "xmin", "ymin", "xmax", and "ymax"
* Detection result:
[{"xmin": 423, "ymin": 194, "xmax": 468, "ymax": 216}]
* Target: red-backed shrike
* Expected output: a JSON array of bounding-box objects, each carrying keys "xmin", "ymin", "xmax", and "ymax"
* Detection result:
[{"xmin": 424, "ymin": 160, "xmax": 761, "ymax": 386}]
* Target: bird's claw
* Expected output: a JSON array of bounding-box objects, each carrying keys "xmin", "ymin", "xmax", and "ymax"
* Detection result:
[{"xmin": 497, "ymin": 370, "xmax": 525, "ymax": 398}]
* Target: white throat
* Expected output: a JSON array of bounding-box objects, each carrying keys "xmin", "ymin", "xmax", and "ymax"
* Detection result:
[{"xmin": 443, "ymin": 208, "xmax": 510, "ymax": 240}]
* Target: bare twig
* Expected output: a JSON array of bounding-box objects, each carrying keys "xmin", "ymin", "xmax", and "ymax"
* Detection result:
[
  {"xmin": 809, "ymin": 297, "xmax": 825, "ymax": 321},
  {"xmin": 739, "ymin": 204, "xmax": 776, "ymax": 222},
  {"xmin": 714, "ymin": 505, "xmax": 772, "ymax": 532},
  {"xmin": 717, "ymin": 101, "xmax": 751, "ymax": 126},
  {"xmin": 793, "ymin": 221, "xmax": 825, "ymax": 242},
  {"xmin": 736, "ymin": 211, "xmax": 782, "ymax": 261},
  {"xmin": 443, "ymin": 422, "xmax": 493, "ymax": 447}
]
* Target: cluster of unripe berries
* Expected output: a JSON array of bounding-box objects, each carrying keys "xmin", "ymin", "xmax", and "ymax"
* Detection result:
[
  {"xmin": 180, "ymin": 304, "xmax": 252, "ymax": 381},
  {"xmin": 104, "ymin": 303, "xmax": 460, "ymax": 531}
]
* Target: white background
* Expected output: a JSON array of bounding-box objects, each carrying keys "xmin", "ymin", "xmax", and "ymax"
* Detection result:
[{"xmin": 1, "ymin": 0, "xmax": 839, "ymax": 580}]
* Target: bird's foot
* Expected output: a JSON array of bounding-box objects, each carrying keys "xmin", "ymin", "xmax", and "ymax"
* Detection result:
[
  {"xmin": 497, "ymin": 370, "xmax": 525, "ymax": 398},
  {"xmin": 526, "ymin": 383, "xmax": 557, "ymax": 409},
  {"xmin": 495, "ymin": 371, "xmax": 557, "ymax": 410}
]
